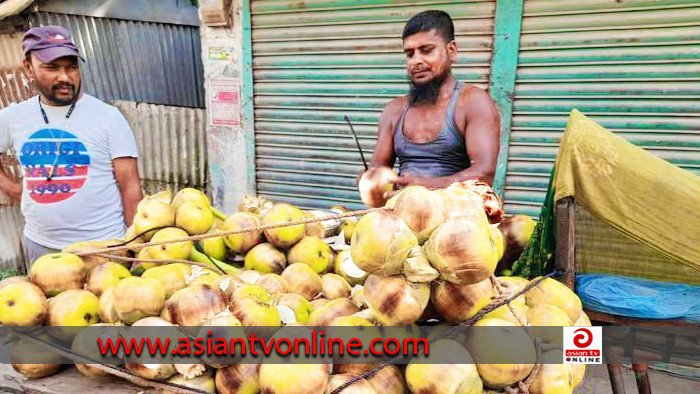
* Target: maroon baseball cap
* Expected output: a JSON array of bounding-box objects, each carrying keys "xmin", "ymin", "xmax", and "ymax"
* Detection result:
[{"xmin": 22, "ymin": 26, "xmax": 85, "ymax": 62}]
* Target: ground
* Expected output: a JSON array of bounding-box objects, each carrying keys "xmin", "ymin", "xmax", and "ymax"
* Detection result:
[{"xmin": 1, "ymin": 362, "xmax": 699, "ymax": 393}]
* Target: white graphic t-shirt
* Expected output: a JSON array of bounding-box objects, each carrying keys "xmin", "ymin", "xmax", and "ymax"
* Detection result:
[{"xmin": 0, "ymin": 94, "xmax": 139, "ymax": 249}]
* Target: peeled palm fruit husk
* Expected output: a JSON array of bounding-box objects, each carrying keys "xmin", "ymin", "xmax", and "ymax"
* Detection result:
[
  {"xmin": 438, "ymin": 185, "xmax": 487, "ymax": 219},
  {"xmin": 525, "ymin": 277, "xmax": 582, "ymax": 323},
  {"xmin": 358, "ymin": 166, "xmax": 397, "ymax": 208},
  {"xmin": 132, "ymin": 200, "xmax": 175, "ymax": 241},
  {"xmin": 423, "ymin": 215, "xmax": 498, "ymax": 284},
  {"xmin": 575, "ymin": 312, "xmax": 592, "ymax": 327},
  {"xmin": 333, "ymin": 250, "xmax": 368, "ymax": 286},
  {"xmin": 350, "ymin": 210, "xmax": 418, "ymax": 276},
  {"xmin": 11, "ymin": 337, "xmax": 64, "ymax": 379},
  {"xmin": 281, "ymin": 263, "xmax": 322, "ymax": 301},
  {"xmin": 221, "ymin": 212, "xmax": 262, "ymax": 254},
  {"xmin": 256, "ymin": 273, "xmax": 289, "ymax": 295},
  {"xmin": 526, "ymin": 304, "xmax": 572, "ymax": 344},
  {"xmin": 238, "ymin": 194, "xmax": 273, "ymax": 216},
  {"xmin": 320, "ymin": 273, "xmax": 352, "ymax": 299},
  {"xmin": 392, "ymin": 186, "xmax": 448, "ymax": 243},
  {"xmin": 465, "ymin": 318, "xmax": 536, "ymax": 389},
  {"xmin": 30, "ymin": 252, "xmax": 86, "ymax": 296},
  {"xmin": 308, "ymin": 297, "xmax": 358, "ymax": 326},
  {"xmin": 0, "ymin": 281, "xmax": 47, "ymax": 326},
  {"xmin": 405, "ymin": 339, "xmax": 483, "ymax": 394},
  {"xmin": 363, "ymin": 274, "xmax": 429, "ymax": 326},
  {"xmin": 402, "ymin": 245, "xmax": 439, "ymax": 283},
  {"xmin": 86, "ymin": 262, "xmax": 132, "ymax": 297},
  {"xmin": 163, "ymin": 284, "xmax": 228, "ymax": 326},
  {"xmin": 141, "ymin": 263, "xmax": 190, "ymax": 299},
  {"xmin": 167, "ymin": 372, "xmax": 216, "ymax": 394},
  {"xmin": 365, "ymin": 365, "xmax": 406, "ymax": 394},
  {"xmin": 215, "ymin": 364, "xmax": 260, "ymax": 394},
  {"xmin": 490, "ymin": 225, "xmax": 505, "ymax": 262},
  {"xmin": 113, "ymin": 276, "xmax": 166, "ymax": 325},
  {"xmin": 259, "ymin": 363, "xmax": 331, "ymax": 394},
  {"xmin": 73, "ymin": 323, "xmax": 122, "ymax": 377},
  {"xmin": 172, "ymin": 188, "xmax": 211, "ymax": 210},
  {"xmin": 288, "ymin": 235, "xmax": 333, "ymax": 274},
  {"xmin": 529, "ymin": 350, "xmax": 575, "ymax": 394},
  {"xmin": 497, "ymin": 214, "xmax": 536, "ymax": 271},
  {"xmin": 431, "ymin": 278, "xmax": 494, "ymax": 323},
  {"xmin": 244, "ymin": 242, "xmax": 287, "ymax": 274},
  {"xmin": 262, "ymin": 203, "xmax": 307, "ymax": 249},
  {"xmin": 452, "ymin": 179, "xmax": 504, "ymax": 223},
  {"xmin": 325, "ymin": 373, "xmax": 375, "ymax": 394}
]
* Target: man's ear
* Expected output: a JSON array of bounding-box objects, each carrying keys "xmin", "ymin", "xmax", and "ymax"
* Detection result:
[
  {"xmin": 23, "ymin": 55, "xmax": 35, "ymax": 80},
  {"xmin": 447, "ymin": 40, "xmax": 458, "ymax": 63}
]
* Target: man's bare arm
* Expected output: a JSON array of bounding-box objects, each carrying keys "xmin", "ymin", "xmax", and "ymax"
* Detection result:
[
  {"xmin": 369, "ymin": 98, "xmax": 405, "ymax": 169},
  {"xmin": 113, "ymin": 157, "xmax": 143, "ymax": 227},
  {"xmin": 0, "ymin": 154, "xmax": 22, "ymax": 203},
  {"xmin": 391, "ymin": 89, "xmax": 500, "ymax": 189},
  {"xmin": 356, "ymin": 98, "xmax": 403, "ymax": 187}
]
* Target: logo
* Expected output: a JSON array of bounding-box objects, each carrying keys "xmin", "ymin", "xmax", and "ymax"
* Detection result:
[
  {"xmin": 563, "ymin": 326, "xmax": 602, "ymax": 364},
  {"xmin": 48, "ymin": 34, "xmax": 67, "ymax": 42},
  {"xmin": 19, "ymin": 129, "xmax": 90, "ymax": 204}
]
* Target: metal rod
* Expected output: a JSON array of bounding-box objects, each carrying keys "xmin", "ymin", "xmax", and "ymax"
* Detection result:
[{"xmin": 344, "ymin": 115, "xmax": 368, "ymax": 171}]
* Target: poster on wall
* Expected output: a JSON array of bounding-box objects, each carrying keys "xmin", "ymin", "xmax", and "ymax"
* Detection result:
[{"xmin": 208, "ymin": 77, "xmax": 240, "ymax": 127}]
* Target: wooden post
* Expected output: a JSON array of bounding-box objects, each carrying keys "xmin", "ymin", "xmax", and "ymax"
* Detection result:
[
  {"xmin": 555, "ymin": 197, "xmax": 576, "ymax": 290},
  {"xmin": 633, "ymin": 364, "xmax": 652, "ymax": 394},
  {"xmin": 607, "ymin": 364, "xmax": 628, "ymax": 394}
]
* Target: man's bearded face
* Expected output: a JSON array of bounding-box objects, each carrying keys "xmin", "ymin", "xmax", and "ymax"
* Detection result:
[{"xmin": 403, "ymin": 29, "xmax": 455, "ymax": 104}]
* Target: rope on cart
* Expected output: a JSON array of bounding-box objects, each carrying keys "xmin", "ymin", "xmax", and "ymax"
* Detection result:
[
  {"xmin": 73, "ymin": 207, "xmax": 391, "ymax": 258},
  {"xmin": 11, "ymin": 331, "xmax": 210, "ymax": 394},
  {"xmin": 505, "ymin": 337, "xmax": 543, "ymax": 394},
  {"xmin": 330, "ymin": 270, "xmax": 562, "ymax": 394},
  {"xmin": 490, "ymin": 275, "xmax": 528, "ymax": 326},
  {"xmin": 94, "ymin": 253, "xmax": 227, "ymax": 274}
]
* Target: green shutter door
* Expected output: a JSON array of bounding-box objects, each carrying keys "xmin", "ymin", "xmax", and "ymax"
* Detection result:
[
  {"xmin": 250, "ymin": 0, "xmax": 496, "ymax": 210},
  {"xmin": 505, "ymin": 0, "xmax": 700, "ymax": 217}
]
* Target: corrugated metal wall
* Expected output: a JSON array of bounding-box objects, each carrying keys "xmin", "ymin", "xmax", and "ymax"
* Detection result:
[
  {"xmin": 0, "ymin": 32, "xmax": 23, "ymax": 68},
  {"xmin": 0, "ymin": 205, "xmax": 25, "ymax": 272},
  {"xmin": 250, "ymin": 0, "xmax": 496, "ymax": 210},
  {"xmin": 113, "ymin": 101, "xmax": 208, "ymax": 194},
  {"xmin": 30, "ymin": 12, "xmax": 205, "ymax": 108},
  {"xmin": 504, "ymin": 0, "xmax": 700, "ymax": 217}
]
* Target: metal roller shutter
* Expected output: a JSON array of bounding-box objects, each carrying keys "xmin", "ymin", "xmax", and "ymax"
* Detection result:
[
  {"xmin": 504, "ymin": 0, "xmax": 700, "ymax": 217},
  {"xmin": 250, "ymin": 0, "xmax": 496, "ymax": 210}
]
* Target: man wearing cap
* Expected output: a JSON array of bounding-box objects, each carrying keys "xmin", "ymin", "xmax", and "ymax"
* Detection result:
[{"xmin": 0, "ymin": 26, "xmax": 143, "ymax": 265}]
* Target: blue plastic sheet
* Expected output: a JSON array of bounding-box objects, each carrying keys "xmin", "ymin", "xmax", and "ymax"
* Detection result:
[{"xmin": 576, "ymin": 274, "xmax": 700, "ymax": 323}]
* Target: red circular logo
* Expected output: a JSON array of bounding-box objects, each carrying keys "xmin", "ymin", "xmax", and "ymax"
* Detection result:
[{"xmin": 573, "ymin": 328, "xmax": 593, "ymax": 348}]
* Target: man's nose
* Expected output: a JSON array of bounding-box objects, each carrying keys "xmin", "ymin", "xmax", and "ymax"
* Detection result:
[
  {"xmin": 408, "ymin": 54, "xmax": 424, "ymax": 69},
  {"xmin": 57, "ymin": 68, "xmax": 71, "ymax": 82}
]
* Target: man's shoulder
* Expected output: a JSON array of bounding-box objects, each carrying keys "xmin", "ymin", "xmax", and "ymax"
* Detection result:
[
  {"xmin": 80, "ymin": 94, "xmax": 118, "ymax": 111},
  {"xmin": 0, "ymin": 96, "xmax": 38, "ymax": 117},
  {"xmin": 383, "ymin": 95, "xmax": 409, "ymax": 116},
  {"xmin": 458, "ymin": 83, "xmax": 491, "ymax": 102}
]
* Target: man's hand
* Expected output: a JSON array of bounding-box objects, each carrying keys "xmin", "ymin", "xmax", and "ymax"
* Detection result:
[
  {"xmin": 2, "ymin": 182, "xmax": 22, "ymax": 203},
  {"xmin": 113, "ymin": 157, "xmax": 143, "ymax": 227},
  {"xmin": 390, "ymin": 173, "xmax": 442, "ymax": 190},
  {"xmin": 0, "ymin": 169, "xmax": 22, "ymax": 204}
]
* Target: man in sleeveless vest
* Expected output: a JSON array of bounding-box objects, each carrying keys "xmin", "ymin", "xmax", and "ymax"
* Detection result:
[{"xmin": 366, "ymin": 10, "xmax": 500, "ymax": 197}]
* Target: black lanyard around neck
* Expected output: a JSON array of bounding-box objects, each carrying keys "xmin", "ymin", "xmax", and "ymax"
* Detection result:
[
  {"xmin": 38, "ymin": 96, "xmax": 77, "ymax": 124},
  {"xmin": 39, "ymin": 96, "xmax": 77, "ymax": 181}
]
